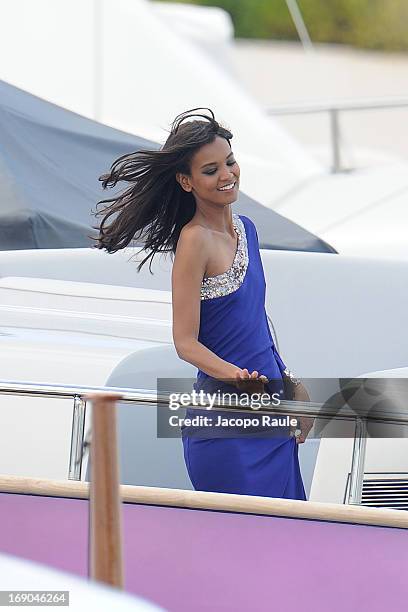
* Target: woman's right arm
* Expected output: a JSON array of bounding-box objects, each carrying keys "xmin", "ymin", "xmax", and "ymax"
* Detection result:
[{"xmin": 172, "ymin": 225, "xmax": 242, "ymax": 383}]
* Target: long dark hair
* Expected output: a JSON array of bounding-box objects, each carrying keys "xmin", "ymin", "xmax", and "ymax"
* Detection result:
[{"xmin": 94, "ymin": 108, "xmax": 233, "ymax": 273}]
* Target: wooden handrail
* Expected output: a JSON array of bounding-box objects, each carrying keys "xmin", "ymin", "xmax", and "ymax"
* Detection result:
[{"xmin": 1, "ymin": 474, "xmax": 408, "ymax": 530}]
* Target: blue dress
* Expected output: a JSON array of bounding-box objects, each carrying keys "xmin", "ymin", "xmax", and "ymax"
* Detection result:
[{"xmin": 181, "ymin": 213, "xmax": 306, "ymax": 500}]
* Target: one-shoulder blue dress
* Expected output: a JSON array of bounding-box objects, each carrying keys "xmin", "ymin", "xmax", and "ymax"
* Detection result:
[{"xmin": 181, "ymin": 213, "xmax": 306, "ymax": 500}]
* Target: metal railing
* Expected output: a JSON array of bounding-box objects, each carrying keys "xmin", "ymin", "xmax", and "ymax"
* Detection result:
[
  {"xmin": 1, "ymin": 379, "xmax": 408, "ymax": 505},
  {"xmin": 266, "ymin": 96, "xmax": 408, "ymax": 173}
]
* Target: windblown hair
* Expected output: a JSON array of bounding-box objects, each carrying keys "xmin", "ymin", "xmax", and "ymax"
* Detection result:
[{"xmin": 94, "ymin": 107, "xmax": 233, "ymax": 273}]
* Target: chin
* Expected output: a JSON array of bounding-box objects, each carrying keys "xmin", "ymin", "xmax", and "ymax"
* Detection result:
[{"xmin": 221, "ymin": 188, "xmax": 239, "ymax": 201}]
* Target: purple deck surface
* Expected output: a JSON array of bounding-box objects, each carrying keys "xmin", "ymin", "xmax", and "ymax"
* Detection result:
[{"xmin": 1, "ymin": 492, "xmax": 407, "ymax": 611}]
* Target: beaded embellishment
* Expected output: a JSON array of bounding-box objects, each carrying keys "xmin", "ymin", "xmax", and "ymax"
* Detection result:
[
  {"xmin": 200, "ymin": 213, "xmax": 248, "ymax": 301},
  {"xmin": 283, "ymin": 368, "xmax": 301, "ymax": 386}
]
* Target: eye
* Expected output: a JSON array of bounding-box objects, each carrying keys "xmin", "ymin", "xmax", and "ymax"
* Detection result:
[{"xmin": 204, "ymin": 159, "xmax": 237, "ymax": 175}]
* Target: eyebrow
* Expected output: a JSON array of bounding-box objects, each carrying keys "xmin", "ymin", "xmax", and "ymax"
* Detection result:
[{"xmin": 200, "ymin": 151, "xmax": 234, "ymax": 169}]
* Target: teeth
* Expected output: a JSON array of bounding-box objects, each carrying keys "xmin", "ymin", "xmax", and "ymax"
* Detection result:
[{"xmin": 218, "ymin": 182, "xmax": 235, "ymax": 191}]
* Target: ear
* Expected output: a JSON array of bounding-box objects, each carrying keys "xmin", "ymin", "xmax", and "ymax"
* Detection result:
[{"xmin": 176, "ymin": 172, "xmax": 192, "ymax": 193}]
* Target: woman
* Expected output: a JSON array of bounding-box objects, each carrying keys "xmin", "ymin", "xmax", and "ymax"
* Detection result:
[{"xmin": 96, "ymin": 107, "xmax": 312, "ymax": 500}]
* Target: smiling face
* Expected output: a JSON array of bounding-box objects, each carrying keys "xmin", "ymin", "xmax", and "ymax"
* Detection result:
[{"xmin": 176, "ymin": 136, "xmax": 240, "ymax": 206}]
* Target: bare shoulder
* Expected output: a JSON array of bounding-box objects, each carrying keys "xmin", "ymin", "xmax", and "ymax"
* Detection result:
[
  {"xmin": 175, "ymin": 220, "xmax": 210, "ymax": 260},
  {"xmin": 178, "ymin": 219, "xmax": 209, "ymax": 244}
]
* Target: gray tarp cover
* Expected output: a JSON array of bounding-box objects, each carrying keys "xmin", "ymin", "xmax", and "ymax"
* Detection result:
[{"xmin": 0, "ymin": 80, "xmax": 335, "ymax": 253}]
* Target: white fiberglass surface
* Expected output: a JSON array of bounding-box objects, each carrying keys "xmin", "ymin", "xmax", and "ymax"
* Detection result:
[
  {"xmin": 259, "ymin": 249, "xmax": 408, "ymax": 377},
  {"xmin": 0, "ymin": 554, "xmax": 163, "ymax": 612},
  {"xmin": 1, "ymin": 246, "xmax": 408, "ymax": 376},
  {"xmin": 273, "ymin": 162, "xmax": 408, "ymax": 258}
]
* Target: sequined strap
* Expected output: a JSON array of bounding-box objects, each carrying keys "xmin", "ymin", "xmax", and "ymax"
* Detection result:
[{"xmin": 200, "ymin": 214, "xmax": 249, "ymax": 301}]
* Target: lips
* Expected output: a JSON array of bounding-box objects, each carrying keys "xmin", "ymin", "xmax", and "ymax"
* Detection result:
[{"xmin": 217, "ymin": 180, "xmax": 237, "ymax": 192}]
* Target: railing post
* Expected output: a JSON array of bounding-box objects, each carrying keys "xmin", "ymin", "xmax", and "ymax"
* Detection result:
[
  {"xmin": 266, "ymin": 96, "xmax": 408, "ymax": 174},
  {"xmin": 88, "ymin": 392, "xmax": 124, "ymax": 588},
  {"xmin": 347, "ymin": 417, "xmax": 367, "ymax": 505},
  {"xmin": 330, "ymin": 108, "xmax": 342, "ymax": 173},
  {"xmin": 68, "ymin": 395, "xmax": 87, "ymax": 481}
]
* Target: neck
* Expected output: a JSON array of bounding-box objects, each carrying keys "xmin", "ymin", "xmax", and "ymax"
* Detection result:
[{"xmin": 195, "ymin": 206, "xmax": 234, "ymax": 233}]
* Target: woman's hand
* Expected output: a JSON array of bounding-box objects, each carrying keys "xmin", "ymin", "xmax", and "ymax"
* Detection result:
[
  {"xmin": 292, "ymin": 382, "xmax": 314, "ymax": 444},
  {"xmin": 234, "ymin": 368, "xmax": 269, "ymax": 394}
]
